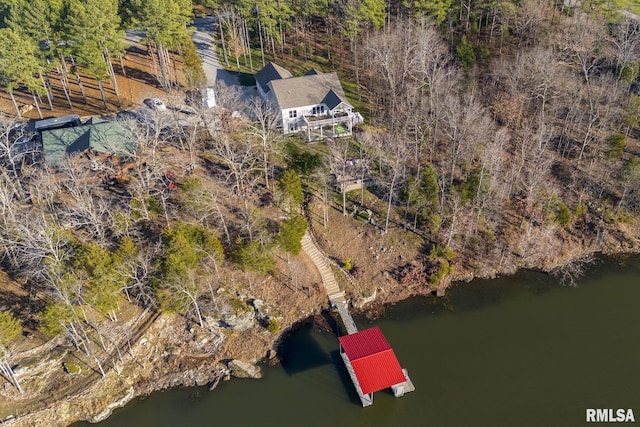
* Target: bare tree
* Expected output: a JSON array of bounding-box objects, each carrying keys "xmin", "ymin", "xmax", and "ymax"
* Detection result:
[
  {"xmin": 361, "ymin": 131, "xmax": 410, "ymax": 233},
  {"xmin": 209, "ymin": 132, "xmax": 261, "ymax": 211},
  {"xmin": 0, "ymin": 311, "xmax": 23, "ymax": 394},
  {"xmin": 326, "ymin": 137, "xmax": 352, "ymax": 216},
  {"xmin": 246, "ymin": 96, "xmax": 284, "ymax": 189},
  {"xmin": 0, "ymin": 115, "xmax": 35, "ymax": 186},
  {"xmin": 551, "ymin": 252, "xmax": 595, "ymax": 286},
  {"xmin": 60, "ymin": 162, "xmax": 110, "ymax": 243}
]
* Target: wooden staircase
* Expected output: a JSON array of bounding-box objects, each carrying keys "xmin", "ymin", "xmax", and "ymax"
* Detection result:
[{"xmin": 301, "ymin": 232, "xmax": 358, "ymax": 335}]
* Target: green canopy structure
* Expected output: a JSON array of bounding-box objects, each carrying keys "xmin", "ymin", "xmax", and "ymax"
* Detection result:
[{"xmin": 41, "ymin": 119, "xmax": 137, "ymax": 166}]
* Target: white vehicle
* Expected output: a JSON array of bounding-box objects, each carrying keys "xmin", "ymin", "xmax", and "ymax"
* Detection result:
[
  {"xmin": 201, "ymin": 88, "xmax": 216, "ymax": 108},
  {"xmin": 145, "ymin": 98, "xmax": 167, "ymax": 111}
]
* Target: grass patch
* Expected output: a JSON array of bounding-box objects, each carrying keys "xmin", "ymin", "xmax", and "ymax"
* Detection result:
[{"xmin": 63, "ymin": 362, "xmax": 81, "ymax": 375}]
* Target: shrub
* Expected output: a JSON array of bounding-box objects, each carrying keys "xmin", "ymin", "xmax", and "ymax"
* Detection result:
[
  {"xmin": 343, "ymin": 258, "xmax": 352, "ymax": 271},
  {"xmin": 429, "ymin": 244, "xmax": 455, "ymax": 261},
  {"xmin": 555, "ymin": 202, "xmax": 571, "ymax": 227},
  {"xmin": 63, "ymin": 362, "xmax": 81, "ymax": 375},
  {"xmin": 608, "ymin": 132, "xmax": 626, "ymax": 159},
  {"xmin": 266, "ymin": 319, "xmax": 279, "ymax": 333},
  {"xmin": 231, "ymin": 240, "xmax": 275, "ymax": 273},
  {"xmin": 455, "ymin": 36, "xmax": 475, "ymax": 72}
]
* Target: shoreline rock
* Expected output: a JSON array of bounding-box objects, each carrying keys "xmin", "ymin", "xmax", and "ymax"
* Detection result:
[
  {"xmin": 227, "ymin": 360, "xmax": 262, "ymax": 379},
  {"xmin": 5, "ymin": 248, "xmax": 639, "ymax": 427},
  {"xmin": 89, "ymin": 387, "xmax": 135, "ymax": 423}
]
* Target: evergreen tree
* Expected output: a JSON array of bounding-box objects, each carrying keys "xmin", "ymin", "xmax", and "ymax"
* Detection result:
[
  {"xmin": 129, "ymin": 0, "xmax": 193, "ymax": 89},
  {"xmin": 0, "ymin": 28, "xmax": 46, "ymax": 117},
  {"xmin": 231, "ymin": 239, "xmax": 275, "ymax": 273},
  {"xmin": 278, "ymin": 215, "xmax": 307, "ymax": 256},
  {"xmin": 402, "ymin": 0, "xmax": 453, "ymax": 23},
  {"xmin": 154, "ymin": 222, "xmax": 224, "ymax": 322},
  {"xmin": 277, "ymin": 169, "xmax": 304, "ymax": 213},
  {"xmin": 6, "ymin": 0, "xmax": 63, "ymax": 48},
  {"xmin": 63, "ymin": 0, "xmax": 126, "ymax": 107}
]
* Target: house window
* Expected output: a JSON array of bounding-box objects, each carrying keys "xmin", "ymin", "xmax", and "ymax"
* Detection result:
[
  {"xmin": 288, "ymin": 123, "xmax": 299, "ymax": 132},
  {"xmin": 289, "ymin": 110, "xmax": 297, "ymax": 118},
  {"xmin": 312, "ymin": 106, "xmax": 325, "ymax": 115}
]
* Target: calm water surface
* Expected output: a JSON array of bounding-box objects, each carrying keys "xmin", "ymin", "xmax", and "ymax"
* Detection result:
[{"xmin": 80, "ymin": 256, "xmax": 640, "ymax": 427}]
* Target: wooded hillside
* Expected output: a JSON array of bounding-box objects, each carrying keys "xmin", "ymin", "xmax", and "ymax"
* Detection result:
[{"xmin": 1, "ymin": 0, "xmax": 640, "ymax": 423}]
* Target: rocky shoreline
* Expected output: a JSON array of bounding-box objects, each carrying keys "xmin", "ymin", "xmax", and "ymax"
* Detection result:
[{"xmin": 3, "ymin": 223, "xmax": 639, "ymax": 427}]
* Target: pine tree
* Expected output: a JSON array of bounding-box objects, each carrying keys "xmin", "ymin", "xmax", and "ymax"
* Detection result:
[
  {"xmin": 7, "ymin": 0, "xmax": 66, "ymax": 109},
  {"xmin": 278, "ymin": 215, "xmax": 307, "ymax": 256},
  {"xmin": 0, "ymin": 28, "xmax": 46, "ymax": 117},
  {"xmin": 63, "ymin": 0, "xmax": 126, "ymax": 108},
  {"xmin": 129, "ymin": 0, "xmax": 193, "ymax": 90},
  {"xmin": 402, "ymin": 0, "xmax": 453, "ymax": 23},
  {"xmin": 277, "ymin": 169, "xmax": 304, "ymax": 213}
]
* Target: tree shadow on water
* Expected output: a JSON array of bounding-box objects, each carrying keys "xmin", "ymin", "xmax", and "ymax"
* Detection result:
[{"xmin": 278, "ymin": 322, "xmax": 334, "ymax": 376}]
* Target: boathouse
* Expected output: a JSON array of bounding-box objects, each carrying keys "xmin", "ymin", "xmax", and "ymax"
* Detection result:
[{"xmin": 338, "ymin": 326, "xmax": 414, "ymax": 406}]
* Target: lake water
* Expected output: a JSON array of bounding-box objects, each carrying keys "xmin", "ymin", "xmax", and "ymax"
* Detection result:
[{"xmin": 78, "ymin": 255, "xmax": 640, "ymax": 427}]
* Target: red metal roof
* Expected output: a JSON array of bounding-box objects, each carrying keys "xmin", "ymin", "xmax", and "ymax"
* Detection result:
[
  {"xmin": 338, "ymin": 326, "xmax": 391, "ymax": 359},
  {"xmin": 338, "ymin": 327, "xmax": 407, "ymax": 395}
]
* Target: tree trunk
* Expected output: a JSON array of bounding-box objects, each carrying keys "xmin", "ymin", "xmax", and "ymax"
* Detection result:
[
  {"xmin": 9, "ymin": 91, "xmax": 21, "ymax": 118},
  {"xmin": 0, "ymin": 359, "xmax": 23, "ymax": 394},
  {"xmin": 57, "ymin": 67, "xmax": 73, "ymax": 108},
  {"xmin": 98, "ymin": 80, "xmax": 109, "ymax": 111},
  {"xmin": 219, "ymin": 19, "xmax": 229, "ymax": 66},
  {"xmin": 32, "ymin": 92, "xmax": 43, "ymax": 119},
  {"xmin": 76, "ymin": 74, "xmax": 88, "ymax": 104},
  {"xmin": 258, "ymin": 20, "xmax": 266, "ymax": 66},
  {"xmin": 244, "ymin": 18, "xmax": 253, "ymax": 72},
  {"xmin": 40, "ymin": 74, "xmax": 54, "ymax": 110},
  {"xmin": 104, "ymin": 51, "xmax": 121, "ymax": 105},
  {"xmin": 263, "ymin": 144, "xmax": 269, "ymax": 189},
  {"xmin": 384, "ymin": 171, "xmax": 398, "ymax": 233}
]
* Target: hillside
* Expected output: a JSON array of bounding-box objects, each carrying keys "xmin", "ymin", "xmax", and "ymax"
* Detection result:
[{"xmin": 1, "ymin": 1, "xmax": 640, "ymax": 425}]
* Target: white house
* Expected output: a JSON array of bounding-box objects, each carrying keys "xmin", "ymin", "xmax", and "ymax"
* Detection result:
[{"xmin": 255, "ymin": 62, "xmax": 363, "ymax": 141}]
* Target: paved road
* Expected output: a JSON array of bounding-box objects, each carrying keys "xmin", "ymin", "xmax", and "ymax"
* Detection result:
[
  {"xmin": 126, "ymin": 21, "xmax": 245, "ymax": 90},
  {"xmin": 125, "ymin": 17, "xmax": 255, "ymax": 112},
  {"xmin": 192, "ymin": 16, "xmax": 242, "ymax": 88}
]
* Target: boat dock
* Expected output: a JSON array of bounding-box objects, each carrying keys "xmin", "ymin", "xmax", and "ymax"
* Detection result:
[{"xmin": 301, "ymin": 232, "xmax": 415, "ymax": 406}]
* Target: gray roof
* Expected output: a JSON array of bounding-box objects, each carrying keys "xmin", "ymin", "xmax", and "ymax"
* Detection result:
[
  {"xmin": 269, "ymin": 72, "xmax": 351, "ymax": 110},
  {"xmin": 254, "ymin": 62, "xmax": 292, "ymax": 93},
  {"xmin": 41, "ymin": 120, "xmax": 137, "ymax": 166},
  {"xmin": 305, "ymin": 68, "xmax": 321, "ymax": 76}
]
